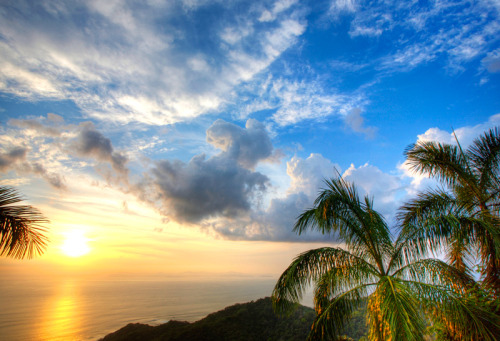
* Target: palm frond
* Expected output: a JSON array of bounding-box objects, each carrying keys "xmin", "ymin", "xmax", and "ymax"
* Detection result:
[
  {"xmin": 468, "ymin": 127, "xmax": 500, "ymax": 195},
  {"xmin": 368, "ymin": 276, "xmax": 426, "ymax": 341},
  {"xmin": 405, "ymin": 141, "xmax": 479, "ymax": 193},
  {"xmin": 272, "ymin": 247, "xmax": 377, "ymax": 314},
  {"xmin": 397, "ymin": 189, "xmax": 484, "ymax": 263},
  {"xmin": 313, "ymin": 262, "xmax": 378, "ymax": 314},
  {"xmin": 402, "ymin": 280, "xmax": 500, "ymax": 341},
  {"xmin": 308, "ymin": 283, "xmax": 375, "ymax": 341},
  {"xmin": 392, "ymin": 258, "xmax": 474, "ymax": 291},
  {"xmin": 294, "ymin": 177, "xmax": 392, "ymax": 273},
  {"xmin": 0, "ymin": 186, "xmax": 49, "ymax": 259}
]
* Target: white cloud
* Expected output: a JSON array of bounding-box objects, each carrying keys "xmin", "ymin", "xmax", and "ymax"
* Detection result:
[
  {"xmin": 343, "ymin": 163, "xmax": 403, "ymax": 221},
  {"xmin": 329, "ymin": 0, "xmax": 357, "ymax": 15},
  {"xmin": 416, "ymin": 114, "xmax": 500, "ymax": 147},
  {"xmin": 287, "ymin": 153, "xmax": 340, "ymax": 198},
  {"xmin": 267, "ymin": 78, "xmax": 367, "ymax": 126},
  {"xmin": 340, "ymin": 0, "xmax": 500, "ymax": 72},
  {"xmin": 0, "ymin": 0, "xmax": 306, "ymax": 126},
  {"xmin": 259, "ymin": 0, "xmax": 298, "ymax": 22}
]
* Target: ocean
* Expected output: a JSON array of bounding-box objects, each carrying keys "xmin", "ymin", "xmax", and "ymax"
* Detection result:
[{"xmin": 0, "ymin": 277, "xmax": 293, "ymax": 341}]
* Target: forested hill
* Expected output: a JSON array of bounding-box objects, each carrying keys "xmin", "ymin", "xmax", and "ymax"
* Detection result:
[{"xmin": 100, "ymin": 297, "xmax": 368, "ymax": 341}]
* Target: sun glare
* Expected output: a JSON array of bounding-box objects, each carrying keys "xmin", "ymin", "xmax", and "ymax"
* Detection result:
[{"xmin": 61, "ymin": 230, "xmax": 91, "ymax": 257}]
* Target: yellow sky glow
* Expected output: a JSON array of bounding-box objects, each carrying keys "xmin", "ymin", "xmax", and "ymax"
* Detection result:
[{"xmin": 0, "ymin": 177, "xmax": 326, "ymax": 281}]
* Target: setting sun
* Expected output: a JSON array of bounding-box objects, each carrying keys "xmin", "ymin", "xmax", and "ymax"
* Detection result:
[{"xmin": 61, "ymin": 230, "xmax": 91, "ymax": 257}]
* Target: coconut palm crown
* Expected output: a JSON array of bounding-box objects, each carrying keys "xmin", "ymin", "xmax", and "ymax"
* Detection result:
[
  {"xmin": 271, "ymin": 176, "xmax": 499, "ymax": 340},
  {"xmin": 0, "ymin": 185, "xmax": 49, "ymax": 259},
  {"xmin": 400, "ymin": 127, "xmax": 500, "ymax": 294}
]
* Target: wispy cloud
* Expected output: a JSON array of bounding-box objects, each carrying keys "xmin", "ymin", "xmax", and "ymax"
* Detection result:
[
  {"xmin": 237, "ymin": 75, "xmax": 367, "ymax": 127},
  {"xmin": 329, "ymin": 0, "xmax": 500, "ymax": 73},
  {"xmin": 0, "ymin": 0, "xmax": 306, "ymax": 125}
]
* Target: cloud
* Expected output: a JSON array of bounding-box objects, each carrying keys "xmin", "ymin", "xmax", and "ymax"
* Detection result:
[
  {"xmin": 482, "ymin": 48, "xmax": 500, "ymax": 72},
  {"xmin": 258, "ymin": 0, "xmax": 298, "ymax": 22},
  {"xmin": 31, "ymin": 162, "xmax": 66, "ymax": 190},
  {"xmin": 241, "ymin": 76, "xmax": 367, "ymax": 127},
  {"xmin": 286, "ymin": 153, "xmax": 340, "ymax": 198},
  {"xmin": 339, "ymin": 1, "xmax": 500, "ymax": 72},
  {"xmin": 0, "ymin": 143, "xmax": 66, "ymax": 190},
  {"xmin": 342, "ymin": 163, "xmax": 403, "ymax": 221},
  {"xmin": 329, "ymin": 0, "xmax": 357, "ymax": 16},
  {"xmin": 246, "ymin": 153, "xmax": 340, "ymax": 241},
  {"xmin": 195, "ymin": 152, "xmax": 340, "ymax": 241},
  {"xmin": 399, "ymin": 113, "xmax": 500, "ymax": 196},
  {"xmin": 344, "ymin": 108, "xmax": 377, "ymax": 138},
  {"xmin": 135, "ymin": 119, "xmax": 273, "ymax": 223},
  {"xmin": 8, "ymin": 118, "xmax": 62, "ymax": 137},
  {"xmin": 71, "ymin": 124, "xmax": 129, "ymax": 178},
  {"xmin": 3, "ymin": 114, "xmax": 129, "ymax": 188},
  {"xmin": 206, "ymin": 119, "xmax": 275, "ymax": 169},
  {"xmin": 0, "ymin": 147, "xmax": 28, "ymax": 173},
  {"xmin": 0, "ymin": 0, "xmax": 307, "ymax": 126},
  {"xmin": 415, "ymin": 114, "xmax": 500, "ymax": 147},
  {"xmin": 149, "ymin": 154, "xmax": 269, "ymax": 223}
]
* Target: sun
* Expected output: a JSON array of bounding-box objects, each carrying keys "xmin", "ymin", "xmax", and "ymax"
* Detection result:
[{"xmin": 61, "ymin": 230, "xmax": 91, "ymax": 257}]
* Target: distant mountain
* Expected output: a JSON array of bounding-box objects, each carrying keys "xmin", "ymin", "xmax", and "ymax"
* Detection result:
[{"xmin": 100, "ymin": 297, "xmax": 368, "ymax": 341}]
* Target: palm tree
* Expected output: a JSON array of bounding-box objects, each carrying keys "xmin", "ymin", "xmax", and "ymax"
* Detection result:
[
  {"xmin": 272, "ymin": 177, "xmax": 499, "ymax": 340},
  {"xmin": 401, "ymin": 127, "xmax": 500, "ymax": 294},
  {"xmin": 0, "ymin": 185, "xmax": 49, "ymax": 259}
]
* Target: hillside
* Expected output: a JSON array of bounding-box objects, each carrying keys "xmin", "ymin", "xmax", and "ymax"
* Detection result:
[{"xmin": 100, "ymin": 297, "xmax": 368, "ymax": 341}]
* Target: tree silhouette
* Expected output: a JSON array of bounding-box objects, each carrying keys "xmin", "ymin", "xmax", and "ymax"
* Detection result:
[{"xmin": 0, "ymin": 185, "xmax": 49, "ymax": 259}]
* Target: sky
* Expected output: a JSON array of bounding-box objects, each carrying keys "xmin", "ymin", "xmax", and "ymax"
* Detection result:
[{"xmin": 0, "ymin": 0, "xmax": 499, "ymax": 280}]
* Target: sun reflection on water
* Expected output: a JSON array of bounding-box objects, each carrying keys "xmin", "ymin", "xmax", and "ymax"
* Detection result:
[{"xmin": 37, "ymin": 280, "xmax": 82, "ymax": 340}]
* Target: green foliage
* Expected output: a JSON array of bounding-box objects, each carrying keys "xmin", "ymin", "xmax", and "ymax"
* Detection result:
[
  {"xmin": 272, "ymin": 176, "xmax": 500, "ymax": 341},
  {"xmin": 101, "ymin": 297, "xmax": 319, "ymax": 341},
  {"xmin": 401, "ymin": 127, "xmax": 500, "ymax": 293}
]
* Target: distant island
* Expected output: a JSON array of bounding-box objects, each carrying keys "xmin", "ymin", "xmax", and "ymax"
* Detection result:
[{"xmin": 100, "ymin": 297, "xmax": 368, "ymax": 341}]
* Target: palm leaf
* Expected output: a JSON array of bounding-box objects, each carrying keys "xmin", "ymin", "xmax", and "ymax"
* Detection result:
[
  {"xmin": 405, "ymin": 141, "xmax": 479, "ymax": 194},
  {"xmin": 369, "ymin": 276, "xmax": 426, "ymax": 341},
  {"xmin": 0, "ymin": 186, "xmax": 49, "ymax": 259},
  {"xmin": 272, "ymin": 247, "xmax": 377, "ymax": 314},
  {"xmin": 294, "ymin": 177, "xmax": 392, "ymax": 274},
  {"xmin": 468, "ymin": 127, "xmax": 500, "ymax": 195},
  {"xmin": 402, "ymin": 280, "xmax": 500, "ymax": 340},
  {"xmin": 309, "ymin": 283, "xmax": 375, "ymax": 341}
]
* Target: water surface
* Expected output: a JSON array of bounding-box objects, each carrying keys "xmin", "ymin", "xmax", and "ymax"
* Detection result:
[{"xmin": 0, "ymin": 277, "xmax": 278, "ymax": 341}]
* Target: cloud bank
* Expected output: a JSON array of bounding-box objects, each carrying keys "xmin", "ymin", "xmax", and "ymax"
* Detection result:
[{"xmin": 2, "ymin": 113, "xmax": 499, "ymax": 241}]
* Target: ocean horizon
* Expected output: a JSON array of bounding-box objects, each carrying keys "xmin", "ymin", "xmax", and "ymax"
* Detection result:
[{"xmin": 0, "ymin": 276, "xmax": 305, "ymax": 341}]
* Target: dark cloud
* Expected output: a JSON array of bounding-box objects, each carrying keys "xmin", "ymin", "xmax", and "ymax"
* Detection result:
[
  {"xmin": 0, "ymin": 147, "xmax": 28, "ymax": 173},
  {"xmin": 150, "ymin": 154, "xmax": 269, "ymax": 223},
  {"xmin": 72, "ymin": 125, "xmax": 129, "ymax": 177},
  {"xmin": 134, "ymin": 119, "xmax": 276, "ymax": 224},
  {"xmin": 31, "ymin": 162, "xmax": 66, "ymax": 189},
  {"xmin": 206, "ymin": 119, "xmax": 274, "ymax": 169}
]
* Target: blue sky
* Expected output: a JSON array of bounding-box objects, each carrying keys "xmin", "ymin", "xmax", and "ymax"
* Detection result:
[{"xmin": 0, "ymin": 0, "xmax": 499, "ymax": 276}]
